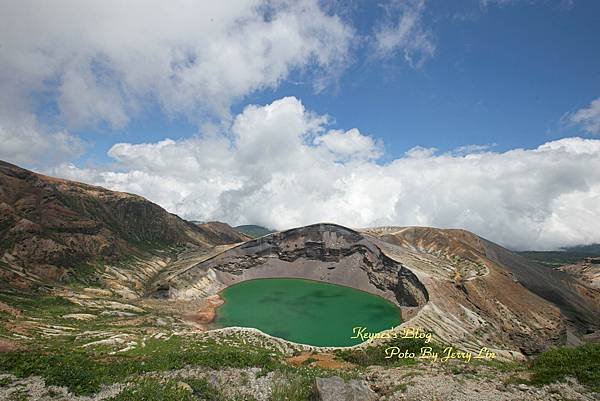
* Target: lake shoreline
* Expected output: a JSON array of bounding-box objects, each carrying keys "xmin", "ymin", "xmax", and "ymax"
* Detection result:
[{"xmin": 187, "ymin": 294, "xmax": 224, "ymax": 325}]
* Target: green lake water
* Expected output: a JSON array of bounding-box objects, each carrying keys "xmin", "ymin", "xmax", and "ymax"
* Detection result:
[{"xmin": 215, "ymin": 278, "xmax": 402, "ymax": 346}]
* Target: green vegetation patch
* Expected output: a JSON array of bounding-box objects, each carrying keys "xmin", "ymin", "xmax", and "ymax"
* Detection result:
[
  {"xmin": 269, "ymin": 375, "xmax": 310, "ymax": 401},
  {"xmin": 335, "ymin": 337, "xmax": 440, "ymax": 367},
  {"xmin": 0, "ymin": 294, "xmax": 76, "ymax": 317},
  {"xmin": 529, "ymin": 343, "xmax": 600, "ymax": 391},
  {"xmin": 61, "ymin": 260, "xmax": 105, "ymax": 286},
  {"xmin": 0, "ymin": 335, "xmax": 281, "ymax": 396},
  {"xmin": 109, "ymin": 378, "xmax": 195, "ymax": 401},
  {"xmin": 0, "ymin": 348, "xmax": 140, "ymax": 395}
]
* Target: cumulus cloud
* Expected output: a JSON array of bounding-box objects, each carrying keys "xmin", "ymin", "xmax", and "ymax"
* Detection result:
[
  {"xmin": 0, "ymin": 0, "xmax": 353, "ymax": 128},
  {"xmin": 373, "ymin": 0, "xmax": 435, "ymax": 67},
  {"xmin": 564, "ymin": 97, "xmax": 600, "ymax": 135},
  {"xmin": 0, "ymin": 112, "xmax": 84, "ymax": 166},
  {"xmin": 314, "ymin": 128, "xmax": 383, "ymax": 160},
  {"xmin": 0, "ymin": 0, "xmax": 353, "ymax": 165},
  {"xmin": 51, "ymin": 97, "xmax": 600, "ymax": 251}
]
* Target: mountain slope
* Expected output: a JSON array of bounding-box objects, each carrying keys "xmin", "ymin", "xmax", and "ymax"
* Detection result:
[
  {"xmin": 364, "ymin": 227, "xmax": 600, "ymax": 347},
  {"xmin": 234, "ymin": 225, "xmax": 274, "ymax": 238},
  {"xmin": 0, "ymin": 160, "xmax": 242, "ymax": 288},
  {"xmin": 195, "ymin": 221, "xmax": 251, "ymax": 244}
]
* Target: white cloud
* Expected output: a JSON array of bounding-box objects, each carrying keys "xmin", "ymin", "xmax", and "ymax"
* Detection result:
[
  {"xmin": 452, "ymin": 143, "xmax": 497, "ymax": 155},
  {"xmin": 0, "ymin": 0, "xmax": 353, "ymax": 165},
  {"xmin": 373, "ymin": 0, "xmax": 435, "ymax": 67},
  {"xmin": 50, "ymin": 97, "xmax": 600, "ymax": 251},
  {"xmin": 314, "ymin": 128, "xmax": 382, "ymax": 160},
  {"xmin": 0, "ymin": 0, "xmax": 353, "ymax": 128},
  {"xmin": 564, "ymin": 97, "xmax": 600, "ymax": 135},
  {"xmin": 0, "ymin": 112, "xmax": 84, "ymax": 166}
]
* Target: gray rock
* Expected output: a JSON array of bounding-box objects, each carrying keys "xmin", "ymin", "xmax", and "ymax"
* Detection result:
[{"xmin": 312, "ymin": 376, "xmax": 377, "ymax": 401}]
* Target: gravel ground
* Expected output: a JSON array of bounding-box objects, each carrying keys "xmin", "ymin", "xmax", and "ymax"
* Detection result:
[{"xmin": 0, "ymin": 363, "xmax": 598, "ymax": 401}]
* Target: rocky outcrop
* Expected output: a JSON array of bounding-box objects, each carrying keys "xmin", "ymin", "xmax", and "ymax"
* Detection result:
[{"xmin": 312, "ymin": 376, "xmax": 377, "ymax": 401}]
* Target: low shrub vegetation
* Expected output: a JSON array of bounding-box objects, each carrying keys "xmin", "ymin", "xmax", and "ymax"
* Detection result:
[
  {"xmin": 0, "ymin": 335, "xmax": 281, "ymax": 395},
  {"xmin": 334, "ymin": 336, "xmax": 441, "ymax": 367},
  {"xmin": 529, "ymin": 342, "xmax": 600, "ymax": 391},
  {"xmin": 108, "ymin": 378, "xmax": 194, "ymax": 401}
]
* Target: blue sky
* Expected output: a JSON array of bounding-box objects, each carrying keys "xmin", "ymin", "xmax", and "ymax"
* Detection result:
[
  {"xmin": 1, "ymin": 0, "xmax": 600, "ymax": 249},
  {"xmin": 68, "ymin": 0, "xmax": 600, "ymax": 165}
]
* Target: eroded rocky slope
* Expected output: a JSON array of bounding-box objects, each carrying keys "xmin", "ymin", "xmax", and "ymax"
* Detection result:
[
  {"xmin": 365, "ymin": 227, "xmax": 600, "ymax": 355},
  {"xmin": 0, "ymin": 161, "xmax": 245, "ymax": 289}
]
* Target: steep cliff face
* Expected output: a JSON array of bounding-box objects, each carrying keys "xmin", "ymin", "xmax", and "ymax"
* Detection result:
[
  {"xmin": 163, "ymin": 223, "xmax": 428, "ymax": 309},
  {"xmin": 0, "ymin": 161, "xmax": 241, "ymax": 287}
]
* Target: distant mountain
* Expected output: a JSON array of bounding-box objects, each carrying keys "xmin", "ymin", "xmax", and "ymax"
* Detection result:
[
  {"xmin": 194, "ymin": 221, "xmax": 251, "ymax": 244},
  {"xmin": 563, "ymin": 244, "xmax": 600, "ymax": 255},
  {"xmin": 518, "ymin": 244, "xmax": 600, "ymax": 268},
  {"xmin": 234, "ymin": 224, "xmax": 274, "ymax": 238},
  {"xmin": 0, "ymin": 160, "xmax": 246, "ymax": 288}
]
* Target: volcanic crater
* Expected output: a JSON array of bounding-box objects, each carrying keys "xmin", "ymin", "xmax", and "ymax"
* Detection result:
[{"xmin": 157, "ymin": 223, "xmax": 599, "ymax": 358}]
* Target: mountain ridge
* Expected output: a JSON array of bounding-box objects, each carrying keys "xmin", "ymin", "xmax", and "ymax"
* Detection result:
[{"xmin": 0, "ymin": 160, "xmax": 246, "ymax": 289}]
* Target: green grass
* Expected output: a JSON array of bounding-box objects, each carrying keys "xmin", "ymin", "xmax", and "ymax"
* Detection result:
[
  {"xmin": 61, "ymin": 260, "xmax": 105, "ymax": 286},
  {"xmin": 0, "ymin": 376, "xmax": 12, "ymax": 387},
  {"xmin": 108, "ymin": 378, "xmax": 194, "ymax": 401},
  {"xmin": 127, "ymin": 335, "xmax": 280, "ymax": 372},
  {"xmin": 529, "ymin": 343, "xmax": 600, "ymax": 391},
  {"xmin": 6, "ymin": 389, "xmax": 28, "ymax": 401},
  {"xmin": 335, "ymin": 337, "xmax": 440, "ymax": 367},
  {"xmin": 0, "ymin": 294, "xmax": 77, "ymax": 318},
  {"xmin": 0, "ymin": 348, "xmax": 140, "ymax": 395},
  {"xmin": 0, "ymin": 335, "xmax": 281, "ymax": 395},
  {"xmin": 266, "ymin": 366, "xmax": 359, "ymax": 401},
  {"xmin": 269, "ymin": 375, "xmax": 311, "ymax": 401},
  {"xmin": 182, "ymin": 378, "xmax": 227, "ymax": 401}
]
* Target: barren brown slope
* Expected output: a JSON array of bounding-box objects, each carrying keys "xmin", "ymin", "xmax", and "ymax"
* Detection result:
[
  {"xmin": 365, "ymin": 227, "xmax": 600, "ymax": 349},
  {"xmin": 194, "ymin": 221, "xmax": 251, "ymax": 244},
  {"xmin": 0, "ymin": 160, "xmax": 244, "ymax": 288},
  {"xmin": 481, "ymin": 239, "xmax": 600, "ymax": 335}
]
